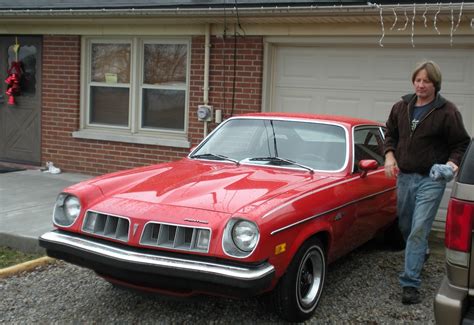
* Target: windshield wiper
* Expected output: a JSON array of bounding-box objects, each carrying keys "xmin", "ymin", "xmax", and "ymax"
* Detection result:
[
  {"xmin": 248, "ymin": 157, "xmax": 314, "ymax": 173},
  {"xmin": 190, "ymin": 153, "xmax": 240, "ymax": 165}
]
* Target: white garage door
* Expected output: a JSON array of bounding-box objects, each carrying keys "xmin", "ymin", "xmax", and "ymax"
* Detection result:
[{"xmin": 271, "ymin": 45, "xmax": 474, "ymax": 229}]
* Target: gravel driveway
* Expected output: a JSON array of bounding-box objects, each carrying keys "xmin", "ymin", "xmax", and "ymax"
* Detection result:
[{"xmin": 0, "ymin": 240, "xmax": 444, "ymax": 323}]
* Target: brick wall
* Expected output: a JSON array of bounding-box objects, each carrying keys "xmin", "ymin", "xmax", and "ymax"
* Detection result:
[
  {"xmin": 41, "ymin": 35, "xmax": 263, "ymax": 175},
  {"xmin": 190, "ymin": 35, "xmax": 263, "ymax": 139}
]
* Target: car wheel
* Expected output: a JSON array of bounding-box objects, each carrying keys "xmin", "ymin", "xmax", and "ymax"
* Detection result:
[{"xmin": 271, "ymin": 237, "xmax": 326, "ymax": 322}]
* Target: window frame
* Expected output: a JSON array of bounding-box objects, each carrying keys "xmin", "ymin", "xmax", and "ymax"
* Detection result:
[
  {"xmin": 74, "ymin": 36, "xmax": 191, "ymax": 148},
  {"xmin": 352, "ymin": 125, "xmax": 386, "ymax": 173},
  {"xmin": 138, "ymin": 38, "xmax": 189, "ymax": 133}
]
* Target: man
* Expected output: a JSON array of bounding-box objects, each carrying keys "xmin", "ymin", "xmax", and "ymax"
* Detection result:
[{"xmin": 384, "ymin": 60, "xmax": 470, "ymax": 305}]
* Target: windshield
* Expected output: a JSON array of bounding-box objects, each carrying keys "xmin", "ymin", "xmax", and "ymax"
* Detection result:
[{"xmin": 191, "ymin": 118, "xmax": 347, "ymax": 172}]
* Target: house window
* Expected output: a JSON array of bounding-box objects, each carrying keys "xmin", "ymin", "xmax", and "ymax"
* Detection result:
[
  {"xmin": 89, "ymin": 42, "xmax": 130, "ymax": 126},
  {"xmin": 75, "ymin": 37, "xmax": 191, "ymax": 148},
  {"xmin": 141, "ymin": 43, "xmax": 187, "ymax": 130}
]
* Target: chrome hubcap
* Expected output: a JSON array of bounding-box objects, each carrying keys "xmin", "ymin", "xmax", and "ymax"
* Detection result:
[{"xmin": 297, "ymin": 247, "xmax": 323, "ymax": 311}]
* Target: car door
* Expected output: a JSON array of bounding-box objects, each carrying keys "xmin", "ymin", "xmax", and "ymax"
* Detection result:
[{"xmin": 344, "ymin": 126, "xmax": 397, "ymax": 250}]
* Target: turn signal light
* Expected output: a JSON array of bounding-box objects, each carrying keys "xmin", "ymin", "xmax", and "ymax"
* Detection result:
[{"xmin": 445, "ymin": 198, "xmax": 474, "ymax": 253}]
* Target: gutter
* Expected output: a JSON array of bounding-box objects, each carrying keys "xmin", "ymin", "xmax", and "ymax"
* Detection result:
[
  {"xmin": 203, "ymin": 23, "xmax": 211, "ymax": 137},
  {"xmin": 0, "ymin": 4, "xmax": 473, "ymax": 18}
]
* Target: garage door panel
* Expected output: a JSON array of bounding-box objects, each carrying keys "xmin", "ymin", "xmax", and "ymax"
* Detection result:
[
  {"xmin": 372, "ymin": 55, "xmax": 415, "ymax": 83},
  {"xmin": 277, "ymin": 48, "xmax": 321, "ymax": 83},
  {"xmin": 326, "ymin": 54, "xmax": 365, "ymax": 81},
  {"xmin": 325, "ymin": 96, "xmax": 362, "ymax": 117},
  {"xmin": 273, "ymin": 88, "xmax": 319, "ymax": 113},
  {"xmin": 279, "ymin": 54, "xmax": 318, "ymax": 81},
  {"xmin": 275, "ymin": 91, "xmax": 315, "ymax": 113},
  {"xmin": 275, "ymin": 88, "xmax": 401, "ymax": 123},
  {"xmin": 275, "ymin": 46, "xmax": 474, "ymax": 93},
  {"xmin": 444, "ymin": 95, "xmax": 474, "ymax": 134},
  {"xmin": 373, "ymin": 98, "xmax": 399, "ymax": 123}
]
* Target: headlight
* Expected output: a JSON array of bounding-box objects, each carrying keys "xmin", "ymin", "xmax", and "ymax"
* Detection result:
[
  {"xmin": 232, "ymin": 220, "xmax": 259, "ymax": 252},
  {"xmin": 223, "ymin": 218, "xmax": 260, "ymax": 258},
  {"xmin": 53, "ymin": 193, "xmax": 81, "ymax": 227}
]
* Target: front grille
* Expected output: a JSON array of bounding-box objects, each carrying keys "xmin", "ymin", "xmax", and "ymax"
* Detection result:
[
  {"xmin": 140, "ymin": 222, "xmax": 211, "ymax": 253},
  {"xmin": 82, "ymin": 211, "xmax": 130, "ymax": 242}
]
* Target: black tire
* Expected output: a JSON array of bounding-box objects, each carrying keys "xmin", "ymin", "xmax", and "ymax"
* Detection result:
[{"xmin": 270, "ymin": 237, "xmax": 326, "ymax": 322}]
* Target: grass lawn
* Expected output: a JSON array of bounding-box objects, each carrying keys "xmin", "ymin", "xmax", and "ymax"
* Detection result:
[{"xmin": 0, "ymin": 246, "xmax": 45, "ymax": 269}]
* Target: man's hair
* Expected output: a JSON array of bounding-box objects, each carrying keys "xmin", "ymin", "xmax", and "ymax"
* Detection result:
[{"xmin": 411, "ymin": 60, "xmax": 442, "ymax": 93}]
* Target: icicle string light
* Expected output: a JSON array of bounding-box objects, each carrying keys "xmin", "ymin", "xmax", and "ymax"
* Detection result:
[
  {"xmin": 379, "ymin": 5, "xmax": 385, "ymax": 47},
  {"xmin": 411, "ymin": 4, "xmax": 416, "ymax": 47},
  {"xmin": 422, "ymin": 3, "xmax": 428, "ymax": 27},
  {"xmin": 398, "ymin": 8, "xmax": 409, "ymax": 31},
  {"xmin": 434, "ymin": 3, "xmax": 441, "ymax": 35},
  {"xmin": 390, "ymin": 7, "xmax": 398, "ymax": 30},
  {"xmin": 367, "ymin": 2, "xmax": 385, "ymax": 47},
  {"xmin": 369, "ymin": 2, "xmax": 469, "ymax": 47},
  {"xmin": 453, "ymin": 2, "xmax": 464, "ymax": 32},
  {"xmin": 450, "ymin": 3, "xmax": 456, "ymax": 46}
]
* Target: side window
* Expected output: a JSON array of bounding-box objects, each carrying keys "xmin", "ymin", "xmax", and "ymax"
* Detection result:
[{"xmin": 353, "ymin": 127, "xmax": 385, "ymax": 171}]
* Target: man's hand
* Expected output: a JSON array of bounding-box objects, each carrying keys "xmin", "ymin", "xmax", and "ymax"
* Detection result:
[
  {"xmin": 384, "ymin": 151, "xmax": 399, "ymax": 178},
  {"xmin": 446, "ymin": 160, "xmax": 459, "ymax": 174}
]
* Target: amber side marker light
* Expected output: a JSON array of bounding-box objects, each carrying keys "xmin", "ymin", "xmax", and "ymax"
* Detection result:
[{"xmin": 275, "ymin": 243, "xmax": 286, "ymax": 255}]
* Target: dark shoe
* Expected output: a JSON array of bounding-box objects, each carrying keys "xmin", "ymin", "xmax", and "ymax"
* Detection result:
[
  {"xmin": 425, "ymin": 248, "xmax": 431, "ymax": 262},
  {"xmin": 402, "ymin": 286, "xmax": 421, "ymax": 305}
]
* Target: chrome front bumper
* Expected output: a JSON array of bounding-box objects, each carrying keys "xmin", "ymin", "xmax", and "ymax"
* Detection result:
[{"xmin": 39, "ymin": 230, "xmax": 275, "ymax": 295}]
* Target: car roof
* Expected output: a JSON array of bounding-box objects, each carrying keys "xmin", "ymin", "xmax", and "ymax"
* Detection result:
[{"xmin": 235, "ymin": 112, "xmax": 385, "ymax": 128}]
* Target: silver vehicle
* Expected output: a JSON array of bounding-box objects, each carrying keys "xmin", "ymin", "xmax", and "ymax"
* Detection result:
[{"xmin": 434, "ymin": 138, "xmax": 474, "ymax": 324}]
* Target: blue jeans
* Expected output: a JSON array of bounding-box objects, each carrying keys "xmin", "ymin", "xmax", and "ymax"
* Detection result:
[{"xmin": 397, "ymin": 172, "xmax": 446, "ymax": 288}]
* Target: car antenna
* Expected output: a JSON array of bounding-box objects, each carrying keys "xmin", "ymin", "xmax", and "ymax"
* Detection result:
[{"xmin": 270, "ymin": 120, "xmax": 278, "ymax": 157}]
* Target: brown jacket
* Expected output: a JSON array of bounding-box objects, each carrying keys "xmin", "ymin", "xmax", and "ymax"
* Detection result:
[{"xmin": 384, "ymin": 93, "xmax": 470, "ymax": 174}]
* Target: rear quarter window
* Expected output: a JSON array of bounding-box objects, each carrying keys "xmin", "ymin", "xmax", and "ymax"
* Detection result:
[{"xmin": 458, "ymin": 139, "xmax": 474, "ymax": 185}]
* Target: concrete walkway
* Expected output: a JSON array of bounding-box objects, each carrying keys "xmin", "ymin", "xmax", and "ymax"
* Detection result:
[{"xmin": 0, "ymin": 170, "xmax": 91, "ymax": 253}]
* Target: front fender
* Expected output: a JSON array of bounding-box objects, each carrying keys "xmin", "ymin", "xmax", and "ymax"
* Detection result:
[{"xmin": 267, "ymin": 215, "xmax": 334, "ymax": 279}]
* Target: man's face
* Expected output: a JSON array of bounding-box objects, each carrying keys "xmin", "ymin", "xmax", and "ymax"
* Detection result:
[{"xmin": 413, "ymin": 69, "xmax": 436, "ymax": 102}]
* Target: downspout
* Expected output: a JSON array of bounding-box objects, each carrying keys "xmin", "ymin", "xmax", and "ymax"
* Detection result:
[{"xmin": 203, "ymin": 22, "xmax": 211, "ymax": 137}]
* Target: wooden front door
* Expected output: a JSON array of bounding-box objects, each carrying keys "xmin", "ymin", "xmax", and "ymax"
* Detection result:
[{"xmin": 0, "ymin": 36, "xmax": 42, "ymax": 165}]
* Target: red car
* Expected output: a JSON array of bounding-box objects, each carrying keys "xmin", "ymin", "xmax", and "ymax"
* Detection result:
[{"xmin": 39, "ymin": 113, "xmax": 397, "ymax": 321}]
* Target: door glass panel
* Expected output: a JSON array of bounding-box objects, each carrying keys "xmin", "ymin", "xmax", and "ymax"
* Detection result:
[
  {"xmin": 354, "ymin": 128, "xmax": 385, "ymax": 167},
  {"xmin": 90, "ymin": 86, "xmax": 129, "ymax": 126},
  {"xmin": 8, "ymin": 45, "xmax": 37, "ymax": 95}
]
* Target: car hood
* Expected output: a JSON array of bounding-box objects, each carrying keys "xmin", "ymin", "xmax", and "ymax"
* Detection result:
[{"xmin": 88, "ymin": 159, "xmax": 330, "ymax": 215}]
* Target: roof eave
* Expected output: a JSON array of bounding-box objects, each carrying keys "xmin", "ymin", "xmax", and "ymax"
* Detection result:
[{"xmin": 0, "ymin": 3, "xmax": 472, "ymax": 19}]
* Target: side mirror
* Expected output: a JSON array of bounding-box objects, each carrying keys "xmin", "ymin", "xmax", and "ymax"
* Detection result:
[{"xmin": 358, "ymin": 159, "xmax": 379, "ymax": 178}]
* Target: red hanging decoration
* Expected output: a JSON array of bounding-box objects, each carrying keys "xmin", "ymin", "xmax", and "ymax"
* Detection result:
[{"xmin": 5, "ymin": 61, "xmax": 23, "ymax": 105}]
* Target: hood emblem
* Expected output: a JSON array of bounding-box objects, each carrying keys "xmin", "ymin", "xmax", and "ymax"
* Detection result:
[
  {"xmin": 133, "ymin": 223, "xmax": 139, "ymax": 236},
  {"xmin": 184, "ymin": 218, "xmax": 209, "ymax": 225}
]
